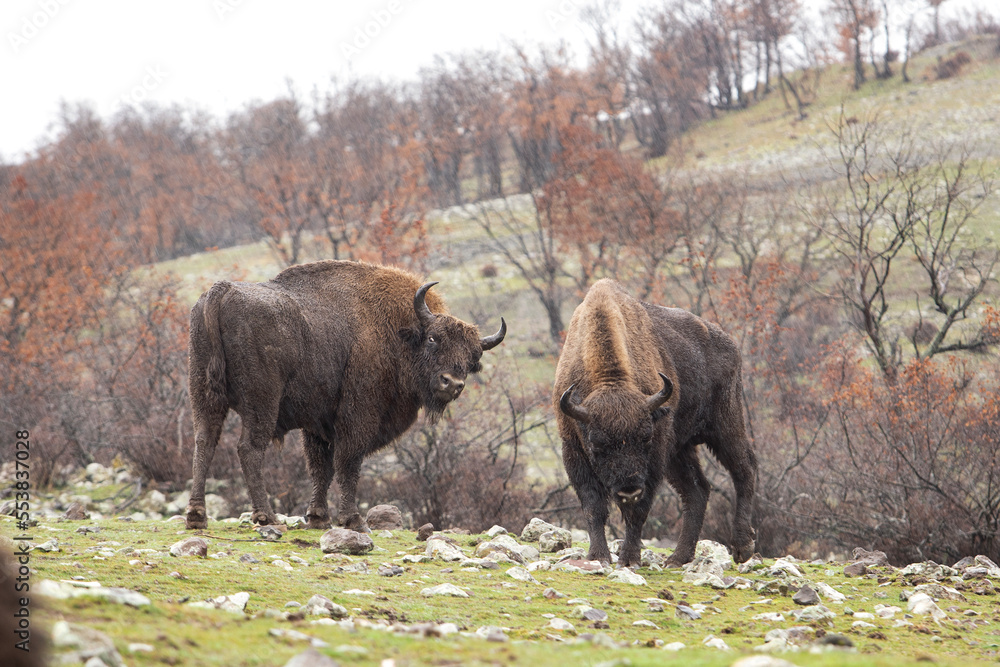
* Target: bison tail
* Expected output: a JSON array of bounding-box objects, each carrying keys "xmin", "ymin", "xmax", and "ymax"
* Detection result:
[{"xmin": 202, "ymin": 281, "xmax": 232, "ymax": 414}]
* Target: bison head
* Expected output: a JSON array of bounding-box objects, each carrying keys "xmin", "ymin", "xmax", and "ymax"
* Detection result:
[
  {"xmin": 410, "ymin": 282, "xmax": 506, "ymax": 418},
  {"xmin": 560, "ymin": 373, "xmax": 672, "ymax": 505}
]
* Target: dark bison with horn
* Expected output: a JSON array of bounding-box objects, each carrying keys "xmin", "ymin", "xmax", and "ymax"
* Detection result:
[
  {"xmin": 554, "ymin": 278, "xmax": 756, "ymax": 568},
  {"xmin": 185, "ymin": 260, "xmax": 506, "ymax": 531}
]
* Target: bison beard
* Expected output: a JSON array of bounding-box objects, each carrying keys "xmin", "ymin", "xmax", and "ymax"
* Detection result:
[
  {"xmin": 554, "ymin": 279, "xmax": 757, "ymax": 568},
  {"xmin": 184, "ymin": 260, "xmax": 505, "ymax": 532}
]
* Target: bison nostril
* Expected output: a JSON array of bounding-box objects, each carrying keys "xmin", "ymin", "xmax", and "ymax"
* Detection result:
[
  {"xmin": 439, "ymin": 374, "xmax": 465, "ymax": 394},
  {"xmin": 617, "ymin": 487, "xmax": 643, "ymax": 503}
]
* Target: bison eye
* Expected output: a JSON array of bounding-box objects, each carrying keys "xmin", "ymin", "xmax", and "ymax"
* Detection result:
[{"xmin": 427, "ymin": 335, "xmax": 438, "ymax": 344}]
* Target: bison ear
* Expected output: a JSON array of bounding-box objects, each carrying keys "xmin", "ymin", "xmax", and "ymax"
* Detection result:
[
  {"xmin": 651, "ymin": 405, "xmax": 671, "ymax": 423},
  {"xmin": 398, "ymin": 326, "xmax": 422, "ymax": 348}
]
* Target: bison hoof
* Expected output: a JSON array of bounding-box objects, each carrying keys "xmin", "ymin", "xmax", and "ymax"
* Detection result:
[
  {"xmin": 732, "ymin": 541, "xmax": 755, "ymax": 564},
  {"xmin": 306, "ymin": 514, "xmax": 333, "ymax": 530},
  {"xmin": 664, "ymin": 551, "xmax": 694, "ymax": 568},
  {"xmin": 339, "ymin": 514, "xmax": 369, "ymax": 533},
  {"xmin": 251, "ymin": 510, "xmax": 278, "ymax": 526},
  {"xmin": 185, "ymin": 505, "xmax": 208, "ymax": 530},
  {"xmin": 586, "ymin": 549, "xmax": 612, "ymax": 565}
]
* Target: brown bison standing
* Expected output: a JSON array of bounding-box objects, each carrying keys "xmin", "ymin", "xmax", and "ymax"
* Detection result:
[
  {"xmin": 554, "ymin": 279, "xmax": 756, "ymax": 567},
  {"xmin": 185, "ymin": 260, "xmax": 506, "ymax": 531}
]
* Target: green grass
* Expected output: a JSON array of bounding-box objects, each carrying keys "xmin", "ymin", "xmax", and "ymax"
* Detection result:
[{"xmin": 13, "ymin": 515, "xmax": 1000, "ymax": 666}]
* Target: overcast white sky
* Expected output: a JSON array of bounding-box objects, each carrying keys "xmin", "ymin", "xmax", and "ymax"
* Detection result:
[{"xmin": 0, "ymin": 0, "xmax": 983, "ymax": 162}]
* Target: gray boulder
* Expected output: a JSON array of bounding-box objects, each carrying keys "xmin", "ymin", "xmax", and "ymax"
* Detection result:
[
  {"xmin": 320, "ymin": 528, "xmax": 374, "ymax": 555},
  {"xmin": 365, "ymin": 504, "xmax": 403, "ymax": 530}
]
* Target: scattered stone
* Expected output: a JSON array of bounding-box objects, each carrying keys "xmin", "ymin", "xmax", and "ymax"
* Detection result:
[
  {"xmin": 752, "ymin": 612, "xmax": 785, "ymax": 622},
  {"xmin": 302, "ymin": 595, "xmax": 348, "ymax": 619},
  {"xmin": 36, "ymin": 580, "xmax": 151, "ymax": 607},
  {"xmin": 486, "ymin": 525, "xmax": 508, "ymax": 537},
  {"xmin": 255, "ymin": 525, "xmax": 284, "ymax": 541},
  {"xmin": 426, "ymin": 537, "xmax": 466, "ymax": 562},
  {"xmin": 608, "ymin": 568, "xmax": 646, "ymax": 586},
  {"xmin": 273, "ymin": 559, "xmax": 294, "ymax": 572},
  {"xmin": 899, "ymin": 561, "xmax": 957, "ymax": 579},
  {"xmin": 170, "ymin": 537, "xmax": 208, "ymax": 558},
  {"xmin": 378, "ymin": 564, "xmax": 404, "ymax": 577},
  {"xmin": 416, "ymin": 523, "xmax": 436, "ymax": 541},
  {"xmin": 421, "ymin": 583, "xmax": 469, "ymax": 598},
  {"xmin": 766, "ymin": 558, "xmax": 803, "ymax": 578},
  {"xmin": 790, "ymin": 605, "xmax": 836, "ymax": 622},
  {"xmin": 269, "ymin": 628, "xmax": 328, "ymax": 648},
  {"xmin": 506, "ymin": 566, "xmax": 539, "ymax": 583},
  {"xmin": 32, "ymin": 538, "xmax": 59, "ymax": 552},
  {"xmin": 662, "ymin": 641, "xmax": 686, "ymax": 651},
  {"xmin": 188, "ymin": 592, "xmax": 250, "ymax": 614},
  {"xmin": 571, "ymin": 606, "xmax": 608, "ymax": 622},
  {"xmin": 817, "ymin": 634, "xmax": 854, "ymax": 648},
  {"xmin": 239, "ymin": 553, "xmax": 261, "ymax": 564},
  {"xmin": 703, "ymin": 634, "xmax": 731, "ymax": 650},
  {"xmin": 851, "ymin": 547, "xmax": 890, "ymax": 567},
  {"xmin": 538, "ymin": 529, "xmax": 573, "ymax": 553},
  {"xmin": 906, "ymin": 592, "xmax": 947, "ymax": 622},
  {"xmin": 365, "ymin": 504, "xmax": 403, "ymax": 530},
  {"xmin": 676, "ymin": 604, "xmax": 701, "ymax": 620},
  {"xmin": 633, "ymin": 619, "xmax": 659, "ymax": 628},
  {"xmin": 75, "ymin": 525, "xmax": 100, "ymax": 535},
  {"xmin": 342, "ymin": 589, "xmax": 375, "ymax": 596},
  {"xmin": 547, "ymin": 617, "xmax": 574, "ymax": 631},
  {"xmin": 692, "ymin": 540, "xmax": 734, "ymax": 571},
  {"xmin": 543, "ymin": 587, "xmax": 564, "ymax": 599},
  {"xmin": 520, "ymin": 517, "xmax": 562, "ymax": 542},
  {"xmin": 476, "ymin": 626, "xmax": 508, "ymax": 642},
  {"xmin": 792, "ymin": 584, "xmax": 820, "ymax": 606},
  {"xmin": 283, "ymin": 648, "xmax": 340, "ymax": 667},
  {"xmin": 127, "ymin": 643, "xmax": 154, "ymax": 653},
  {"xmin": 737, "ymin": 553, "xmax": 765, "ymax": 574},
  {"xmin": 63, "ymin": 502, "xmax": 90, "ymax": 520},
  {"xmin": 51, "ymin": 620, "xmax": 126, "ymax": 667},
  {"xmin": 913, "ymin": 583, "xmax": 967, "ymax": 602},
  {"xmin": 843, "ymin": 562, "xmax": 867, "ymax": 577},
  {"xmin": 815, "ymin": 582, "xmax": 846, "ymax": 602},
  {"xmin": 320, "ymin": 528, "xmax": 374, "ymax": 555}
]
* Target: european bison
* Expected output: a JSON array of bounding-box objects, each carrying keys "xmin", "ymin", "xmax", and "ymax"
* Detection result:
[
  {"xmin": 185, "ymin": 260, "xmax": 506, "ymax": 531},
  {"xmin": 554, "ymin": 279, "xmax": 756, "ymax": 567}
]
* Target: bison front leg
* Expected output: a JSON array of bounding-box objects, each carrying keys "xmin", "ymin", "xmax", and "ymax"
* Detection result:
[
  {"xmin": 303, "ymin": 432, "xmax": 334, "ymax": 530},
  {"xmin": 618, "ymin": 494, "xmax": 654, "ymax": 568},
  {"xmin": 333, "ymin": 452, "xmax": 368, "ymax": 533},
  {"xmin": 563, "ymin": 441, "xmax": 611, "ymax": 563},
  {"xmin": 663, "ymin": 447, "xmax": 711, "ymax": 567}
]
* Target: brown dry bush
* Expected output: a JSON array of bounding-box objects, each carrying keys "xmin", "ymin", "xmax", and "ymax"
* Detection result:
[{"xmin": 359, "ymin": 367, "xmax": 555, "ymax": 533}]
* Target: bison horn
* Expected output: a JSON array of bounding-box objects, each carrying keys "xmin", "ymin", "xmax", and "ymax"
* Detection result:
[
  {"xmin": 645, "ymin": 372, "xmax": 673, "ymax": 413},
  {"xmin": 414, "ymin": 282, "xmax": 439, "ymax": 327},
  {"xmin": 480, "ymin": 317, "xmax": 507, "ymax": 351},
  {"xmin": 559, "ymin": 383, "xmax": 591, "ymax": 424}
]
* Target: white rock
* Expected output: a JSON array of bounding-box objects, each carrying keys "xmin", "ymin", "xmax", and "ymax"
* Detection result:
[
  {"xmin": 547, "ymin": 617, "xmax": 574, "ymax": 631},
  {"xmin": 693, "ymin": 540, "xmax": 734, "ymax": 571},
  {"xmin": 421, "ymin": 583, "xmax": 469, "ymax": 598},
  {"xmin": 815, "ymin": 582, "xmax": 846, "ymax": 602},
  {"xmin": 906, "ymin": 592, "xmax": 947, "ymax": 622},
  {"xmin": 752, "ymin": 612, "xmax": 785, "ymax": 622},
  {"xmin": 520, "ymin": 518, "xmax": 561, "ymax": 542},
  {"xmin": 486, "ymin": 525, "xmax": 508, "ymax": 537},
  {"xmin": 703, "ymin": 634, "xmax": 731, "ymax": 650},
  {"xmin": 632, "ymin": 619, "xmax": 659, "ymax": 628},
  {"xmin": 425, "ymin": 537, "xmax": 466, "ymax": 562},
  {"xmin": 662, "ymin": 641, "xmax": 685, "ymax": 651},
  {"xmin": 506, "ymin": 566, "xmax": 539, "ymax": 583},
  {"xmin": 607, "ymin": 568, "xmax": 646, "ymax": 585}
]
